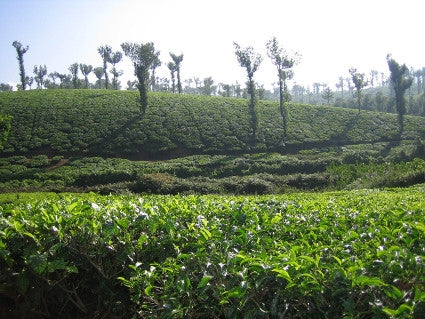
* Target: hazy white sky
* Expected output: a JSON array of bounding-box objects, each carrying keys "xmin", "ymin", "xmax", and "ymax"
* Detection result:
[{"xmin": 1, "ymin": 0, "xmax": 424, "ymax": 90}]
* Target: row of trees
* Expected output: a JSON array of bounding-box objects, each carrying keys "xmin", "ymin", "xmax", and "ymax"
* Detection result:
[{"xmin": 5, "ymin": 40, "xmax": 415, "ymax": 138}]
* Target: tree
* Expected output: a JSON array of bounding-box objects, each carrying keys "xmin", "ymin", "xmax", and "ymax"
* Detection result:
[
  {"xmin": 322, "ymin": 86, "xmax": 334, "ymax": 104},
  {"xmin": 349, "ymin": 68, "xmax": 368, "ymax": 113},
  {"xmin": 266, "ymin": 37, "xmax": 299, "ymax": 141},
  {"xmin": 413, "ymin": 69, "xmax": 423, "ymax": 94},
  {"xmin": 169, "ymin": 52, "xmax": 183, "ymax": 94},
  {"xmin": 12, "ymin": 41, "xmax": 29, "ymax": 90},
  {"xmin": 68, "ymin": 63, "xmax": 80, "ymax": 89},
  {"xmin": 79, "ymin": 64, "xmax": 93, "ymax": 89},
  {"xmin": 387, "ymin": 55, "xmax": 413, "ymax": 136},
  {"xmin": 49, "ymin": 72, "xmax": 58, "ymax": 87},
  {"xmin": 56, "ymin": 73, "xmax": 71, "ymax": 88},
  {"xmin": 200, "ymin": 77, "xmax": 215, "ymax": 96},
  {"xmin": 93, "ymin": 67, "xmax": 104, "ymax": 89},
  {"xmin": 167, "ymin": 62, "xmax": 176, "ymax": 93},
  {"xmin": 33, "ymin": 65, "xmax": 48, "ymax": 89},
  {"xmin": 336, "ymin": 76, "xmax": 344, "ymax": 99},
  {"xmin": 121, "ymin": 42, "xmax": 159, "ymax": 113},
  {"xmin": 150, "ymin": 53, "xmax": 161, "ymax": 91},
  {"xmin": 109, "ymin": 51, "xmax": 123, "ymax": 89},
  {"xmin": 0, "ymin": 83, "xmax": 13, "ymax": 91},
  {"xmin": 369, "ymin": 69, "xmax": 379, "ymax": 87},
  {"xmin": 233, "ymin": 42, "xmax": 262, "ymax": 143},
  {"xmin": 25, "ymin": 77, "xmax": 34, "ymax": 90},
  {"xmin": 98, "ymin": 45, "xmax": 112, "ymax": 89}
]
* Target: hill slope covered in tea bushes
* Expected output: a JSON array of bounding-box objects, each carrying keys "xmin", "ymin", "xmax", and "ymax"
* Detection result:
[{"xmin": 1, "ymin": 89, "xmax": 425, "ymax": 158}]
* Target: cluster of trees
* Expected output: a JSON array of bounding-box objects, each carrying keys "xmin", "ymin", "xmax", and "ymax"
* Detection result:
[{"xmin": 289, "ymin": 65, "xmax": 425, "ymax": 118}]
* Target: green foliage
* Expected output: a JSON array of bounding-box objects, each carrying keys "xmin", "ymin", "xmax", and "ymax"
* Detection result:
[
  {"xmin": 0, "ymin": 113, "xmax": 12, "ymax": 150},
  {"xmin": 1, "ymin": 189, "xmax": 424, "ymax": 317}
]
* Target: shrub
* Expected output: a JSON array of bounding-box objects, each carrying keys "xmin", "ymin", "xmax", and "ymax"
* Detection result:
[{"xmin": 28, "ymin": 155, "xmax": 49, "ymax": 167}]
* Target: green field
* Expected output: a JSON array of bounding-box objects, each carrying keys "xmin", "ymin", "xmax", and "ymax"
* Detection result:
[{"xmin": 1, "ymin": 188, "xmax": 425, "ymax": 318}]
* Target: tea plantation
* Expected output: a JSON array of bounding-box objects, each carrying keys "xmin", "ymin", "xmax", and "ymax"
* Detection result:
[
  {"xmin": 1, "ymin": 89, "xmax": 425, "ymax": 158},
  {"xmin": 1, "ymin": 89, "xmax": 425, "ymax": 193},
  {"xmin": 0, "ymin": 90, "xmax": 425, "ymax": 318},
  {"xmin": 1, "ymin": 189, "xmax": 425, "ymax": 318}
]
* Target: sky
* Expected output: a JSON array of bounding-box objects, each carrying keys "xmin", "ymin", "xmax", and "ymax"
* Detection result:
[{"xmin": 1, "ymin": 0, "xmax": 424, "ymax": 91}]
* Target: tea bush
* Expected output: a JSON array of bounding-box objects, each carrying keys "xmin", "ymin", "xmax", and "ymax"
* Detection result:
[{"xmin": 1, "ymin": 189, "xmax": 424, "ymax": 318}]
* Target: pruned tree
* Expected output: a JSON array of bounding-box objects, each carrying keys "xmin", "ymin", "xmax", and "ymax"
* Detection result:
[
  {"xmin": 336, "ymin": 76, "xmax": 344, "ymax": 99},
  {"xmin": 266, "ymin": 37, "xmax": 299, "ymax": 141},
  {"xmin": 387, "ymin": 55, "xmax": 413, "ymax": 136},
  {"xmin": 12, "ymin": 41, "xmax": 29, "ymax": 90},
  {"xmin": 68, "ymin": 63, "xmax": 80, "ymax": 89},
  {"xmin": 121, "ymin": 42, "xmax": 159, "ymax": 113},
  {"xmin": 167, "ymin": 62, "xmax": 177, "ymax": 93},
  {"xmin": 169, "ymin": 52, "xmax": 183, "ymax": 94},
  {"xmin": 93, "ymin": 67, "xmax": 104, "ymax": 89},
  {"xmin": 97, "ymin": 45, "xmax": 112, "ymax": 89},
  {"xmin": 349, "ymin": 68, "xmax": 368, "ymax": 113},
  {"xmin": 109, "ymin": 51, "xmax": 123, "ymax": 90},
  {"xmin": 79, "ymin": 64, "xmax": 93, "ymax": 89},
  {"xmin": 150, "ymin": 52, "xmax": 161, "ymax": 91},
  {"xmin": 33, "ymin": 65, "xmax": 48, "ymax": 89},
  {"xmin": 233, "ymin": 42, "xmax": 262, "ymax": 143}
]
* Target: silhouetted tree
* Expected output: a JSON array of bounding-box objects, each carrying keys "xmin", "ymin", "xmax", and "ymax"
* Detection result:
[
  {"xmin": 121, "ymin": 42, "xmax": 159, "ymax": 113},
  {"xmin": 93, "ymin": 67, "xmax": 104, "ymax": 89},
  {"xmin": 12, "ymin": 41, "xmax": 29, "ymax": 90},
  {"xmin": 150, "ymin": 53, "xmax": 161, "ymax": 91},
  {"xmin": 387, "ymin": 55, "xmax": 413, "ymax": 135},
  {"xmin": 170, "ymin": 52, "xmax": 183, "ymax": 94},
  {"xmin": 68, "ymin": 63, "xmax": 79, "ymax": 89},
  {"xmin": 167, "ymin": 62, "xmax": 176, "ymax": 93},
  {"xmin": 0, "ymin": 83, "xmax": 13, "ymax": 91},
  {"xmin": 98, "ymin": 45, "xmax": 112, "ymax": 89},
  {"xmin": 79, "ymin": 64, "xmax": 93, "ymax": 89},
  {"xmin": 109, "ymin": 51, "xmax": 122, "ymax": 89},
  {"xmin": 33, "ymin": 65, "xmax": 48, "ymax": 89},
  {"xmin": 336, "ymin": 76, "xmax": 344, "ymax": 99}
]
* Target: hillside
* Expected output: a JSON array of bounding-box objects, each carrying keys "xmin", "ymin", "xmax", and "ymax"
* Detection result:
[
  {"xmin": 1, "ymin": 89, "xmax": 425, "ymax": 158},
  {"xmin": 1, "ymin": 89, "xmax": 425, "ymax": 193}
]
